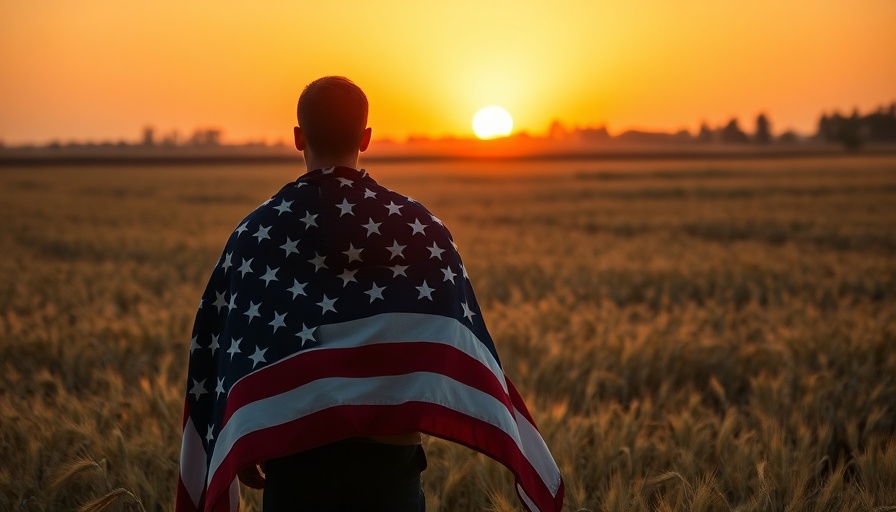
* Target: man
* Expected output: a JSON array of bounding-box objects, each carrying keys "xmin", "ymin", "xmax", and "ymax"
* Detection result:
[{"xmin": 176, "ymin": 76, "xmax": 563, "ymax": 512}]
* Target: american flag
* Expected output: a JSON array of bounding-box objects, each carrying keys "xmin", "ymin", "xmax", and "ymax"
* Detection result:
[{"xmin": 176, "ymin": 166, "xmax": 563, "ymax": 512}]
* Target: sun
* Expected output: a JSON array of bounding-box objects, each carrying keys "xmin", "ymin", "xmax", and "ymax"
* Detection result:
[{"xmin": 472, "ymin": 106, "xmax": 514, "ymax": 140}]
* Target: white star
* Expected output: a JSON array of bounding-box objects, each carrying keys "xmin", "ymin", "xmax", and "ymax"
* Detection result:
[
  {"xmin": 244, "ymin": 301, "xmax": 261, "ymax": 323},
  {"xmin": 296, "ymin": 324, "xmax": 316, "ymax": 346},
  {"xmin": 431, "ymin": 215, "xmax": 444, "ymax": 226},
  {"xmin": 301, "ymin": 211, "xmax": 319, "ymax": 229},
  {"xmin": 249, "ymin": 346, "xmax": 268, "ymax": 368},
  {"xmin": 336, "ymin": 198, "xmax": 355, "ymax": 217},
  {"xmin": 427, "ymin": 242, "xmax": 445, "ymax": 260},
  {"xmin": 260, "ymin": 266, "xmax": 279, "ymax": 287},
  {"xmin": 238, "ymin": 258, "xmax": 254, "ymax": 278},
  {"xmin": 343, "ymin": 243, "xmax": 363, "ymax": 263},
  {"xmin": 389, "ymin": 264, "xmax": 409, "ymax": 277},
  {"xmin": 274, "ymin": 199, "xmax": 293, "ymax": 215},
  {"xmin": 441, "ymin": 266, "xmax": 457, "ymax": 283},
  {"xmin": 309, "ymin": 252, "xmax": 328, "ymax": 272},
  {"xmin": 280, "ymin": 237, "xmax": 300, "ymax": 257},
  {"xmin": 462, "ymin": 301, "xmax": 476, "ymax": 322},
  {"xmin": 337, "ymin": 177, "xmax": 353, "ymax": 187},
  {"xmin": 408, "ymin": 218, "xmax": 428, "ymax": 235},
  {"xmin": 365, "ymin": 283, "xmax": 386, "ymax": 303},
  {"xmin": 460, "ymin": 263, "xmax": 469, "ymax": 279},
  {"xmin": 228, "ymin": 292, "xmax": 238, "ymax": 310},
  {"xmin": 269, "ymin": 311, "xmax": 287, "ymax": 333},
  {"xmin": 190, "ymin": 335, "xmax": 201, "ymax": 353},
  {"xmin": 215, "ymin": 377, "xmax": 225, "ymax": 398},
  {"xmin": 317, "ymin": 295, "xmax": 338, "ymax": 314},
  {"xmin": 362, "ymin": 218, "xmax": 382, "ymax": 236},
  {"xmin": 220, "ymin": 252, "xmax": 233, "ymax": 271},
  {"xmin": 190, "ymin": 378, "xmax": 207, "ymax": 400},
  {"xmin": 209, "ymin": 334, "xmax": 219, "ymax": 355},
  {"xmin": 339, "ymin": 268, "xmax": 358, "ymax": 286},
  {"xmin": 364, "ymin": 188, "xmax": 377, "ymax": 199},
  {"xmin": 287, "ymin": 279, "xmax": 307, "ymax": 299},
  {"xmin": 322, "ymin": 166, "xmax": 335, "ymax": 174},
  {"xmin": 206, "ymin": 425, "xmax": 215, "ymax": 443},
  {"xmin": 234, "ymin": 222, "xmax": 249, "ymax": 237},
  {"xmin": 385, "ymin": 201, "xmax": 403, "ymax": 216},
  {"xmin": 227, "ymin": 337, "xmax": 242, "ymax": 359},
  {"xmin": 416, "ymin": 281, "xmax": 435, "ymax": 301},
  {"xmin": 386, "ymin": 240, "xmax": 406, "ymax": 260},
  {"xmin": 212, "ymin": 291, "xmax": 228, "ymax": 313},
  {"xmin": 253, "ymin": 225, "xmax": 271, "ymax": 243}
]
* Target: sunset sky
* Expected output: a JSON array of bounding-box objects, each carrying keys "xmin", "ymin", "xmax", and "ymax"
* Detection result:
[{"xmin": 1, "ymin": 1, "xmax": 893, "ymax": 145}]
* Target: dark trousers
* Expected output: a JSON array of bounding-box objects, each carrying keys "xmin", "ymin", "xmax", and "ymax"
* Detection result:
[{"xmin": 262, "ymin": 441, "xmax": 426, "ymax": 512}]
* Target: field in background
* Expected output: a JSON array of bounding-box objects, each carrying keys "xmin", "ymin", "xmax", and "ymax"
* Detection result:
[{"xmin": 1, "ymin": 156, "xmax": 894, "ymax": 511}]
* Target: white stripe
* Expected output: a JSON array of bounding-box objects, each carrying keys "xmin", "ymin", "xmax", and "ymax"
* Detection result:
[
  {"xmin": 514, "ymin": 407, "xmax": 562, "ymax": 495},
  {"xmin": 313, "ymin": 312, "xmax": 507, "ymax": 392},
  {"xmin": 209, "ymin": 371, "xmax": 522, "ymax": 484},
  {"xmin": 179, "ymin": 417, "xmax": 207, "ymax": 508}
]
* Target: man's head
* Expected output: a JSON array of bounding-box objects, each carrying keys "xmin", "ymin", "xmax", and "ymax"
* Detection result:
[{"xmin": 295, "ymin": 76, "xmax": 370, "ymax": 161}]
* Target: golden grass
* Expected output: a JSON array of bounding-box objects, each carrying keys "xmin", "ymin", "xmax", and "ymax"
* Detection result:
[{"xmin": 0, "ymin": 156, "xmax": 894, "ymax": 511}]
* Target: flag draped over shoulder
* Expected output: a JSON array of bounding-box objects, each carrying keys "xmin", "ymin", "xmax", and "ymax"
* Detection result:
[{"xmin": 176, "ymin": 166, "xmax": 563, "ymax": 512}]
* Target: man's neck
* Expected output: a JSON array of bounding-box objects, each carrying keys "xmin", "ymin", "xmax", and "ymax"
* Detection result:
[{"xmin": 303, "ymin": 153, "xmax": 360, "ymax": 173}]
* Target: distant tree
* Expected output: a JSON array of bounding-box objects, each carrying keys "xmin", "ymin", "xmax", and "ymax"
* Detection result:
[
  {"xmin": 865, "ymin": 103, "xmax": 896, "ymax": 142},
  {"xmin": 839, "ymin": 109, "xmax": 864, "ymax": 150},
  {"xmin": 548, "ymin": 120, "xmax": 568, "ymax": 140},
  {"xmin": 698, "ymin": 122, "xmax": 714, "ymax": 143},
  {"xmin": 754, "ymin": 113, "xmax": 772, "ymax": 144},
  {"xmin": 778, "ymin": 130, "xmax": 800, "ymax": 144},
  {"xmin": 720, "ymin": 118, "xmax": 750, "ymax": 144},
  {"xmin": 142, "ymin": 126, "xmax": 155, "ymax": 146}
]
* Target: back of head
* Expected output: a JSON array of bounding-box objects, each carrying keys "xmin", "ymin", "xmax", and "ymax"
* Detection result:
[{"xmin": 297, "ymin": 76, "xmax": 368, "ymax": 158}]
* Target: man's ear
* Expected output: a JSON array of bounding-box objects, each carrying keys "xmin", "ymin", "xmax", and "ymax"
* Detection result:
[
  {"xmin": 359, "ymin": 127, "xmax": 372, "ymax": 152},
  {"xmin": 294, "ymin": 126, "xmax": 306, "ymax": 151}
]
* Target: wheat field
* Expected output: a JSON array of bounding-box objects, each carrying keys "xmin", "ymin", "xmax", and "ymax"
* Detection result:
[{"xmin": 1, "ymin": 155, "xmax": 894, "ymax": 511}]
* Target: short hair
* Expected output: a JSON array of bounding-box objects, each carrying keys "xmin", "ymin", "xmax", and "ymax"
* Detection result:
[{"xmin": 297, "ymin": 76, "xmax": 368, "ymax": 157}]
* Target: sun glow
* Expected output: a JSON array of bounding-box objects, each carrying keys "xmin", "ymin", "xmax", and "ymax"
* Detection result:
[{"xmin": 472, "ymin": 106, "xmax": 514, "ymax": 140}]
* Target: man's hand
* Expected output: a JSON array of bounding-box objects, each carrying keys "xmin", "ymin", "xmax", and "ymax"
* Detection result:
[{"xmin": 237, "ymin": 463, "xmax": 265, "ymax": 489}]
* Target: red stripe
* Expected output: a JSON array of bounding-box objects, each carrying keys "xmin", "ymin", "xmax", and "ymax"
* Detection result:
[
  {"xmin": 222, "ymin": 341, "xmax": 514, "ymax": 425},
  {"xmin": 205, "ymin": 401, "xmax": 559, "ymax": 512}
]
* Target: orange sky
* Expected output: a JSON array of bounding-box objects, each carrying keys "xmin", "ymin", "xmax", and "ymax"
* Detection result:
[{"xmin": 1, "ymin": 1, "xmax": 894, "ymax": 145}]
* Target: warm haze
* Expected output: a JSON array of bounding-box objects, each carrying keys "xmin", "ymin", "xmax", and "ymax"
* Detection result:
[{"xmin": 0, "ymin": 1, "xmax": 893, "ymax": 145}]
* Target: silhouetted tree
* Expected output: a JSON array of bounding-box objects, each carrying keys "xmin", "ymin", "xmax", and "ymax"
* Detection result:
[
  {"xmin": 865, "ymin": 103, "xmax": 896, "ymax": 142},
  {"xmin": 754, "ymin": 113, "xmax": 772, "ymax": 144},
  {"xmin": 698, "ymin": 122, "xmax": 714, "ymax": 143},
  {"xmin": 778, "ymin": 130, "xmax": 800, "ymax": 144},
  {"xmin": 142, "ymin": 126, "xmax": 155, "ymax": 146},
  {"xmin": 720, "ymin": 118, "xmax": 749, "ymax": 144}
]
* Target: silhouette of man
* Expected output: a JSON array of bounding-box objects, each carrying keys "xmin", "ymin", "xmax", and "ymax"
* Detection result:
[
  {"xmin": 176, "ymin": 76, "xmax": 562, "ymax": 512},
  {"xmin": 245, "ymin": 76, "xmax": 426, "ymax": 511}
]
